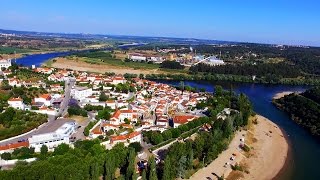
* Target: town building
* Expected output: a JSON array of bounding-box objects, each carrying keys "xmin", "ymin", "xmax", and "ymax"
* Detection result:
[
  {"xmin": 173, "ymin": 115, "xmax": 196, "ymax": 128},
  {"xmin": 28, "ymin": 121, "xmax": 76, "ymax": 152},
  {"xmin": 71, "ymin": 86, "xmax": 93, "ymax": 100},
  {"xmin": 109, "ymin": 109, "xmax": 138, "ymax": 125},
  {"xmin": 0, "ymin": 59, "xmax": 11, "ymax": 69},
  {"xmin": 8, "ymin": 97, "xmax": 25, "ymax": 110}
]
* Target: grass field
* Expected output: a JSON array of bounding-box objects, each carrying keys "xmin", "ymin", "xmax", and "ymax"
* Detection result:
[
  {"xmin": 79, "ymin": 56, "xmax": 161, "ymax": 70},
  {"xmin": 0, "ymin": 47, "xmax": 33, "ymax": 54}
]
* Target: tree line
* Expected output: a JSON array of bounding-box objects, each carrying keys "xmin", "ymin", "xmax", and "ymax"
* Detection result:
[{"xmin": 273, "ymin": 88, "xmax": 320, "ymax": 138}]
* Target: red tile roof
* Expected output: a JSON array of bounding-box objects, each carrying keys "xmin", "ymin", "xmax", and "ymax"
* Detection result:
[
  {"xmin": 173, "ymin": 115, "xmax": 196, "ymax": 125},
  {"xmin": 0, "ymin": 141, "xmax": 29, "ymax": 151},
  {"xmin": 8, "ymin": 97, "xmax": 23, "ymax": 102}
]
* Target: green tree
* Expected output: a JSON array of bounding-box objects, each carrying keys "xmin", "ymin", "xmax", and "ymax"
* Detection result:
[
  {"xmin": 128, "ymin": 142, "xmax": 142, "ymax": 153},
  {"xmin": 1, "ymin": 152, "xmax": 11, "ymax": 160},
  {"xmin": 126, "ymin": 149, "xmax": 136, "ymax": 180},
  {"xmin": 215, "ymin": 85, "xmax": 223, "ymax": 96},
  {"xmin": 99, "ymin": 92, "xmax": 108, "ymax": 101},
  {"xmin": 141, "ymin": 169, "xmax": 147, "ymax": 180},
  {"xmin": 148, "ymin": 156, "xmax": 158, "ymax": 180},
  {"xmin": 53, "ymin": 143, "xmax": 70, "ymax": 156},
  {"xmin": 177, "ymin": 155, "xmax": 187, "ymax": 178},
  {"xmin": 162, "ymin": 156, "xmax": 172, "ymax": 180},
  {"xmin": 40, "ymin": 145, "xmax": 48, "ymax": 155},
  {"xmin": 105, "ymin": 152, "xmax": 116, "ymax": 180},
  {"xmin": 186, "ymin": 149, "xmax": 194, "ymax": 169}
]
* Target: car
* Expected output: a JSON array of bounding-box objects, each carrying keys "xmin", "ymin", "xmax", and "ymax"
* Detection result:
[
  {"xmin": 77, "ymin": 125, "xmax": 82, "ymax": 129},
  {"xmin": 230, "ymin": 156, "xmax": 235, "ymax": 161}
]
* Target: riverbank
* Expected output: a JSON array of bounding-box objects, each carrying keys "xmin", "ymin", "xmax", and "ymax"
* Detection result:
[
  {"xmin": 189, "ymin": 115, "xmax": 288, "ymax": 180},
  {"xmin": 273, "ymin": 91, "xmax": 296, "ymax": 99},
  {"xmin": 49, "ymin": 57, "xmax": 170, "ymax": 75},
  {"xmin": 232, "ymin": 115, "xmax": 288, "ymax": 180}
]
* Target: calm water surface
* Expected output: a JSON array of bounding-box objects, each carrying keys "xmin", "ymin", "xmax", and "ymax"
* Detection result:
[{"xmin": 158, "ymin": 80, "xmax": 320, "ymax": 180}]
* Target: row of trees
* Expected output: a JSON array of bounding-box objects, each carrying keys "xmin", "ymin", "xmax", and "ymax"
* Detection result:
[
  {"xmin": 189, "ymin": 62, "xmax": 301, "ymax": 78},
  {"xmin": 274, "ymin": 89, "xmax": 320, "ymax": 138},
  {"xmin": 0, "ymin": 140, "xmax": 139, "ymax": 180},
  {"xmin": 143, "ymin": 73, "xmax": 320, "ymax": 85}
]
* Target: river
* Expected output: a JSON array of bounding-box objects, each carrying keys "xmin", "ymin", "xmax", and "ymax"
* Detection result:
[
  {"xmin": 157, "ymin": 80, "xmax": 320, "ymax": 180},
  {"xmin": 14, "ymin": 52, "xmax": 320, "ymax": 179}
]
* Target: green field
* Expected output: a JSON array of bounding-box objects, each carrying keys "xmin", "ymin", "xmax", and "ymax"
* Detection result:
[{"xmin": 0, "ymin": 47, "xmax": 33, "ymax": 54}]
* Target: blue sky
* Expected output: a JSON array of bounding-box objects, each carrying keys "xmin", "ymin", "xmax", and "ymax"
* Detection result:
[{"xmin": 1, "ymin": 0, "xmax": 319, "ymax": 46}]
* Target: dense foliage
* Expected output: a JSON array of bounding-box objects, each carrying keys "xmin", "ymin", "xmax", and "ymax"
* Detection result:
[
  {"xmin": 190, "ymin": 62, "xmax": 300, "ymax": 78},
  {"xmin": 0, "ymin": 140, "xmax": 137, "ymax": 180},
  {"xmin": 68, "ymin": 106, "xmax": 88, "ymax": 117},
  {"xmin": 0, "ymin": 108, "xmax": 47, "ymax": 140},
  {"xmin": 301, "ymin": 87, "xmax": 320, "ymax": 104},
  {"xmin": 274, "ymin": 88, "xmax": 320, "ymax": 138}
]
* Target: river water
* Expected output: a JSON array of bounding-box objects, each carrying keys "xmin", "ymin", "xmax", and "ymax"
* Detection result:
[
  {"xmin": 157, "ymin": 80, "xmax": 320, "ymax": 180},
  {"xmin": 14, "ymin": 52, "xmax": 320, "ymax": 179}
]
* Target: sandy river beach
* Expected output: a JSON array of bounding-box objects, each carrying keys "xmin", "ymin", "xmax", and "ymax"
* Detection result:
[{"xmin": 190, "ymin": 115, "xmax": 288, "ymax": 180}]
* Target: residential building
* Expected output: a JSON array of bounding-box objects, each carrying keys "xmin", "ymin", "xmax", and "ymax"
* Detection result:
[
  {"xmin": 173, "ymin": 115, "xmax": 196, "ymax": 128},
  {"xmin": 0, "ymin": 59, "xmax": 11, "ymax": 69},
  {"xmin": 34, "ymin": 94, "xmax": 52, "ymax": 106},
  {"xmin": 71, "ymin": 86, "xmax": 93, "ymax": 100},
  {"xmin": 8, "ymin": 97, "xmax": 25, "ymax": 110}
]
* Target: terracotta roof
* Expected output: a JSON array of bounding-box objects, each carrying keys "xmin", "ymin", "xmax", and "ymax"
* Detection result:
[
  {"xmin": 173, "ymin": 115, "xmax": 195, "ymax": 124},
  {"xmin": 91, "ymin": 126, "xmax": 103, "ymax": 135},
  {"xmin": 8, "ymin": 97, "xmax": 23, "ymax": 102},
  {"xmin": 120, "ymin": 109, "xmax": 137, "ymax": 113},
  {"xmin": 110, "ymin": 131, "xmax": 140, "ymax": 143},
  {"xmin": 39, "ymin": 94, "xmax": 51, "ymax": 100},
  {"xmin": 0, "ymin": 141, "xmax": 29, "ymax": 151},
  {"xmin": 111, "ymin": 110, "xmax": 121, "ymax": 119}
]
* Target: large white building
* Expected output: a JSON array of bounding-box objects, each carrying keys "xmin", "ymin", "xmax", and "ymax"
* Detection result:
[
  {"xmin": 28, "ymin": 121, "xmax": 76, "ymax": 152},
  {"xmin": 0, "ymin": 59, "xmax": 11, "ymax": 69},
  {"xmin": 203, "ymin": 56, "xmax": 225, "ymax": 66},
  {"xmin": 71, "ymin": 86, "xmax": 93, "ymax": 101}
]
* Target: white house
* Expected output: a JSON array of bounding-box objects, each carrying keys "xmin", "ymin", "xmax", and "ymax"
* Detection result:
[
  {"xmin": 110, "ymin": 131, "xmax": 142, "ymax": 145},
  {"xmin": 28, "ymin": 121, "xmax": 76, "ymax": 152},
  {"xmin": 106, "ymin": 100, "xmax": 117, "ymax": 109},
  {"xmin": 0, "ymin": 59, "xmax": 11, "ymax": 69},
  {"xmin": 111, "ymin": 76, "xmax": 126, "ymax": 85},
  {"xmin": 109, "ymin": 109, "xmax": 138, "ymax": 125},
  {"xmin": 8, "ymin": 78, "xmax": 21, "ymax": 87},
  {"xmin": 173, "ymin": 115, "xmax": 196, "ymax": 128},
  {"xmin": 8, "ymin": 97, "xmax": 25, "ymax": 110},
  {"xmin": 71, "ymin": 86, "xmax": 93, "ymax": 101},
  {"xmin": 34, "ymin": 94, "xmax": 52, "ymax": 106}
]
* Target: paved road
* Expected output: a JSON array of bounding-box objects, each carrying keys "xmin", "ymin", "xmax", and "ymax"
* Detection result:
[
  {"xmin": 58, "ymin": 77, "xmax": 76, "ymax": 117},
  {"xmin": 0, "ymin": 77, "xmax": 76, "ymax": 146}
]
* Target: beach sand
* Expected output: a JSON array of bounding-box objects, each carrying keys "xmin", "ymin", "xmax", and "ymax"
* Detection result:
[
  {"xmin": 233, "ymin": 115, "xmax": 288, "ymax": 180},
  {"xmin": 273, "ymin": 91, "xmax": 296, "ymax": 99},
  {"xmin": 189, "ymin": 115, "xmax": 288, "ymax": 180}
]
